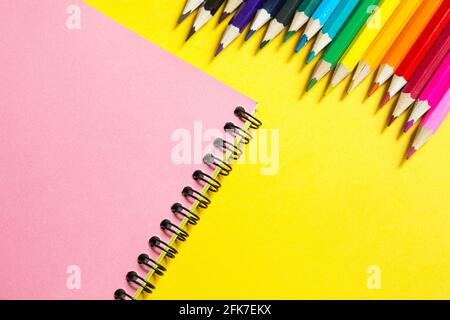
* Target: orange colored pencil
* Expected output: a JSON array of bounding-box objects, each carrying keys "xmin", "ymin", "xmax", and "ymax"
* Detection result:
[
  {"xmin": 369, "ymin": 0, "xmax": 444, "ymax": 96},
  {"xmin": 349, "ymin": 0, "xmax": 423, "ymax": 93}
]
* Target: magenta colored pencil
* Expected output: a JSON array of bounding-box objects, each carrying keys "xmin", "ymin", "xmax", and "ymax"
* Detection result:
[
  {"xmin": 390, "ymin": 24, "xmax": 450, "ymax": 125},
  {"xmin": 407, "ymin": 88, "xmax": 450, "ymax": 159},
  {"xmin": 404, "ymin": 52, "xmax": 450, "ymax": 133}
]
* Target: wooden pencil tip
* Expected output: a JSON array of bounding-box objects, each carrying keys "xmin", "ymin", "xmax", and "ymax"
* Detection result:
[
  {"xmin": 406, "ymin": 147, "xmax": 417, "ymax": 160},
  {"xmin": 215, "ymin": 44, "xmax": 224, "ymax": 57},
  {"xmin": 284, "ymin": 31, "xmax": 295, "ymax": 42},
  {"xmin": 380, "ymin": 93, "xmax": 391, "ymax": 108},
  {"xmin": 295, "ymin": 35, "xmax": 307, "ymax": 52},
  {"xmin": 387, "ymin": 115, "xmax": 396, "ymax": 127},
  {"xmin": 403, "ymin": 120, "xmax": 414, "ymax": 133},
  {"xmin": 306, "ymin": 79, "xmax": 317, "ymax": 92},
  {"xmin": 178, "ymin": 12, "xmax": 189, "ymax": 25},
  {"xmin": 185, "ymin": 27, "xmax": 196, "ymax": 41},
  {"xmin": 323, "ymin": 83, "xmax": 335, "ymax": 96},
  {"xmin": 324, "ymin": 85, "xmax": 333, "ymax": 97},
  {"xmin": 218, "ymin": 12, "xmax": 228, "ymax": 24},
  {"xmin": 368, "ymin": 83, "xmax": 380, "ymax": 97},
  {"xmin": 245, "ymin": 30, "xmax": 255, "ymax": 41},
  {"xmin": 306, "ymin": 52, "xmax": 315, "ymax": 64},
  {"xmin": 259, "ymin": 40, "xmax": 269, "ymax": 49},
  {"xmin": 347, "ymin": 81, "xmax": 356, "ymax": 94}
]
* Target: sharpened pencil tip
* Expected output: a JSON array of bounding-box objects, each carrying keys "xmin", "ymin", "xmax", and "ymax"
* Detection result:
[
  {"xmin": 406, "ymin": 147, "xmax": 416, "ymax": 160},
  {"xmin": 348, "ymin": 81, "xmax": 357, "ymax": 94},
  {"xmin": 259, "ymin": 40, "xmax": 269, "ymax": 49},
  {"xmin": 380, "ymin": 93, "xmax": 391, "ymax": 108},
  {"xmin": 306, "ymin": 78, "xmax": 317, "ymax": 92},
  {"xmin": 284, "ymin": 31, "xmax": 294, "ymax": 42},
  {"xmin": 324, "ymin": 85, "xmax": 334, "ymax": 97},
  {"xmin": 245, "ymin": 30, "xmax": 255, "ymax": 41},
  {"xmin": 368, "ymin": 83, "xmax": 380, "ymax": 97},
  {"xmin": 178, "ymin": 12, "xmax": 189, "ymax": 25},
  {"xmin": 295, "ymin": 35, "xmax": 307, "ymax": 52},
  {"xmin": 185, "ymin": 27, "xmax": 196, "ymax": 41},
  {"xmin": 306, "ymin": 52, "xmax": 315, "ymax": 64},
  {"xmin": 218, "ymin": 12, "xmax": 229, "ymax": 24},
  {"xmin": 387, "ymin": 115, "xmax": 396, "ymax": 127},
  {"xmin": 403, "ymin": 120, "xmax": 414, "ymax": 133},
  {"xmin": 215, "ymin": 44, "xmax": 224, "ymax": 57}
]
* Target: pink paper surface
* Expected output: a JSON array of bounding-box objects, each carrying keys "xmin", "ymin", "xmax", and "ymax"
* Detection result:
[{"xmin": 0, "ymin": 0, "xmax": 255, "ymax": 299}]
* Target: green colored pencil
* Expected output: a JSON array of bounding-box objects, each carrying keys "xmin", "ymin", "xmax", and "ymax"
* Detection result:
[{"xmin": 306, "ymin": 0, "xmax": 381, "ymax": 91}]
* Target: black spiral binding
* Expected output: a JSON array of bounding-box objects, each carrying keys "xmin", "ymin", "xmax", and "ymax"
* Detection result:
[
  {"xmin": 138, "ymin": 253, "xmax": 166, "ymax": 276},
  {"xmin": 193, "ymin": 170, "xmax": 221, "ymax": 192},
  {"xmin": 114, "ymin": 106, "xmax": 261, "ymax": 300},
  {"xmin": 171, "ymin": 202, "xmax": 200, "ymax": 225},
  {"xmin": 203, "ymin": 153, "xmax": 232, "ymax": 176},
  {"xmin": 225, "ymin": 122, "xmax": 253, "ymax": 144},
  {"xmin": 126, "ymin": 271, "xmax": 155, "ymax": 294}
]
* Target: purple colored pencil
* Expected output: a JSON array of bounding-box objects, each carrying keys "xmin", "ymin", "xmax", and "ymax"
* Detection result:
[{"xmin": 216, "ymin": 0, "xmax": 264, "ymax": 56}]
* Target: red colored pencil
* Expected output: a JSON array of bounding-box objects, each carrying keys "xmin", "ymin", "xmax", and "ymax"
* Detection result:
[
  {"xmin": 388, "ymin": 23, "xmax": 450, "ymax": 125},
  {"xmin": 382, "ymin": 3, "xmax": 450, "ymax": 107}
]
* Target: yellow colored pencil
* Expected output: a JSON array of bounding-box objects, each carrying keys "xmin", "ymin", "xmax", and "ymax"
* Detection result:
[
  {"xmin": 350, "ymin": 0, "xmax": 423, "ymax": 93},
  {"xmin": 329, "ymin": 0, "xmax": 402, "ymax": 91}
]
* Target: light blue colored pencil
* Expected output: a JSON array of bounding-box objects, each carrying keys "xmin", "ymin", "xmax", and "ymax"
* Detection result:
[
  {"xmin": 306, "ymin": 0, "xmax": 360, "ymax": 63},
  {"xmin": 295, "ymin": 0, "xmax": 342, "ymax": 52}
]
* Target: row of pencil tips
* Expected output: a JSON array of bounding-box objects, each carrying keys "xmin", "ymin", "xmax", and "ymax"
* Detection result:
[
  {"xmin": 179, "ymin": 0, "xmax": 450, "ymax": 160},
  {"xmin": 178, "ymin": 0, "xmax": 329, "ymax": 55}
]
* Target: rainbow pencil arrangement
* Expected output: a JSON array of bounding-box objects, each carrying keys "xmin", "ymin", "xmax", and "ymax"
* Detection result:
[{"xmin": 179, "ymin": 0, "xmax": 450, "ymax": 159}]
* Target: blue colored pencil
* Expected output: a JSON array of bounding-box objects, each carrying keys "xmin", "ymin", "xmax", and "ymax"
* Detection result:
[
  {"xmin": 295, "ymin": 0, "xmax": 342, "ymax": 52},
  {"xmin": 307, "ymin": 0, "xmax": 360, "ymax": 63}
]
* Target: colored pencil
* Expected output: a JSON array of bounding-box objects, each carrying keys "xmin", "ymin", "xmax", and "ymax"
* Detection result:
[
  {"xmin": 350, "ymin": 0, "xmax": 423, "ymax": 93},
  {"xmin": 260, "ymin": 0, "xmax": 303, "ymax": 48},
  {"xmin": 179, "ymin": 0, "xmax": 205, "ymax": 24},
  {"xmin": 187, "ymin": 0, "xmax": 226, "ymax": 40},
  {"xmin": 295, "ymin": 0, "xmax": 342, "ymax": 53},
  {"xmin": 404, "ymin": 53, "xmax": 450, "ymax": 133},
  {"xmin": 219, "ymin": 0, "xmax": 244, "ymax": 23},
  {"xmin": 245, "ymin": 0, "xmax": 286, "ymax": 41},
  {"xmin": 389, "ymin": 25, "xmax": 450, "ymax": 126},
  {"xmin": 329, "ymin": 0, "xmax": 401, "ymax": 90},
  {"xmin": 216, "ymin": 0, "xmax": 264, "ymax": 56},
  {"xmin": 307, "ymin": 0, "xmax": 359, "ymax": 64},
  {"xmin": 370, "ymin": 0, "xmax": 444, "ymax": 96},
  {"xmin": 306, "ymin": 0, "xmax": 381, "ymax": 91},
  {"xmin": 382, "ymin": 5, "xmax": 450, "ymax": 107},
  {"xmin": 407, "ymin": 88, "xmax": 450, "ymax": 159},
  {"xmin": 285, "ymin": 0, "xmax": 321, "ymax": 42}
]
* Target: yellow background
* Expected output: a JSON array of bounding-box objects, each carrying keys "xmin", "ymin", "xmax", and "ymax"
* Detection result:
[{"xmin": 86, "ymin": 0, "xmax": 449, "ymax": 299}]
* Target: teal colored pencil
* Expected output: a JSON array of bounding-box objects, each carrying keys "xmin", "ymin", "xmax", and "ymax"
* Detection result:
[
  {"xmin": 284, "ymin": 0, "xmax": 321, "ymax": 42},
  {"xmin": 295, "ymin": 0, "xmax": 342, "ymax": 52},
  {"xmin": 307, "ymin": 0, "xmax": 360, "ymax": 63}
]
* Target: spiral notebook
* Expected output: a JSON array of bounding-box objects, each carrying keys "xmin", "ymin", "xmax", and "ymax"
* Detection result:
[{"xmin": 0, "ymin": 0, "xmax": 259, "ymax": 299}]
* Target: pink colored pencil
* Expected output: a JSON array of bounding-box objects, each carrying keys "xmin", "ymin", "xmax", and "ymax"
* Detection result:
[
  {"xmin": 404, "ymin": 52, "xmax": 450, "ymax": 133},
  {"xmin": 389, "ymin": 29, "xmax": 450, "ymax": 126},
  {"xmin": 407, "ymin": 88, "xmax": 450, "ymax": 159}
]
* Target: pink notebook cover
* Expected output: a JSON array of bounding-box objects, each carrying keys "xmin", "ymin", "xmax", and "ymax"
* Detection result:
[{"xmin": 0, "ymin": 0, "xmax": 256, "ymax": 299}]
